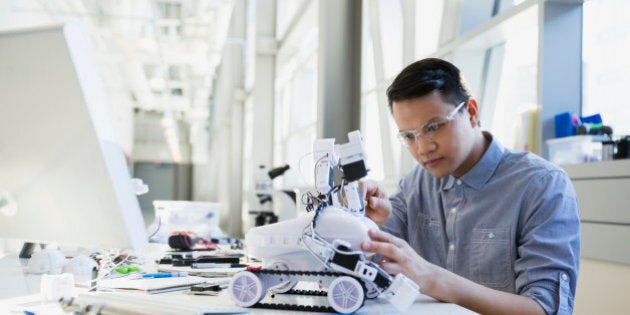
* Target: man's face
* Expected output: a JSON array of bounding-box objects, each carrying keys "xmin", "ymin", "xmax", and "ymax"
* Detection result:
[{"xmin": 392, "ymin": 91, "xmax": 476, "ymax": 178}]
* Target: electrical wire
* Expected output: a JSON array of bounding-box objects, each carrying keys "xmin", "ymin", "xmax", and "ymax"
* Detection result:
[
  {"xmin": 86, "ymin": 252, "xmax": 132, "ymax": 292},
  {"xmin": 300, "ymin": 222, "xmax": 331, "ymax": 268},
  {"xmin": 147, "ymin": 215, "xmax": 161, "ymax": 240}
]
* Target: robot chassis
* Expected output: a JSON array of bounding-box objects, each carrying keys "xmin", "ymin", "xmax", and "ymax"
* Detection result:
[{"xmin": 229, "ymin": 131, "xmax": 419, "ymax": 314}]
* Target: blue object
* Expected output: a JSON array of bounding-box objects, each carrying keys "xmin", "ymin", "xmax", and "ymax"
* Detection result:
[
  {"xmin": 142, "ymin": 272, "xmax": 187, "ymax": 278},
  {"xmin": 554, "ymin": 112, "xmax": 576, "ymax": 138},
  {"xmin": 580, "ymin": 113, "xmax": 602, "ymax": 124}
]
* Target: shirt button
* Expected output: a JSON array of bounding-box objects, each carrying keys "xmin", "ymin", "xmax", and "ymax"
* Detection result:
[
  {"xmin": 450, "ymin": 207, "xmax": 457, "ymax": 214},
  {"xmin": 456, "ymin": 179, "xmax": 462, "ymax": 185},
  {"xmin": 449, "ymin": 243, "xmax": 455, "ymax": 251},
  {"xmin": 561, "ymin": 273, "xmax": 568, "ymax": 281},
  {"xmin": 488, "ymin": 232, "xmax": 495, "ymax": 239}
]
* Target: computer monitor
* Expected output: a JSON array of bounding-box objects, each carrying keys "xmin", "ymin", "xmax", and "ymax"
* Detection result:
[{"xmin": 0, "ymin": 22, "xmax": 147, "ymax": 250}]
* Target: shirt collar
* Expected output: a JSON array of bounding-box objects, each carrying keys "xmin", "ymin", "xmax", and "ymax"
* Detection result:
[{"xmin": 441, "ymin": 132, "xmax": 504, "ymax": 191}]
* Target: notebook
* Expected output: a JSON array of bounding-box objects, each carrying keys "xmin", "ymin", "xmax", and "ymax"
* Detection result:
[
  {"xmin": 70, "ymin": 292, "xmax": 249, "ymax": 314},
  {"xmin": 98, "ymin": 275, "xmax": 208, "ymax": 294}
]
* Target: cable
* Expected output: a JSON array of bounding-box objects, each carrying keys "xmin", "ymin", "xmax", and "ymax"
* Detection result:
[
  {"xmin": 300, "ymin": 223, "xmax": 331, "ymax": 268},
  {"xmin": 147, "ymin": 215, "xmax": 161, "ymax": 240},
  {"xmin": 86, "ymin": 253, "xmax": 131, "ymax": 292}
]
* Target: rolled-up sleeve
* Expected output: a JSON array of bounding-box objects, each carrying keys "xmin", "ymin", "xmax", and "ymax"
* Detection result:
[{"xmin": 516, "ymin": 170, "xmax": 580, "ymax": 315}]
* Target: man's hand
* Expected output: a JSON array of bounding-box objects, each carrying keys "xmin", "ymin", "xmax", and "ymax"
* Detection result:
[
  {"xmin": 359, "ymin": 180, "xmax": 392, "ymax": 227},
  {"xmin": 361, "ymin": 229, "xmax": 546, "ymax": 315},
  {"xmin": 360, "ymin": 229, "xmax": 436, "ymax": 293}
]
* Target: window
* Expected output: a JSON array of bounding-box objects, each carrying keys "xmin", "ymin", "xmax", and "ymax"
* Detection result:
[
  {"xmin": 361, "ymin": 0, "xmax": 541, "ymax": 190},
  {"xmin": 274, "ymin": 1, "xmax": 318, "ymax": 188},
  {"xmin": 449, "ymin": 1, "xmax": 538, "ymax": 152},
  {"xmin": 360, "ymin": 0, "xmax": 403, "ymax": 182},
  {"xmin": 156, "ymin": 2, "xmax": 182, "ymax": 19},
  {"xmin": 276, "ymin": 0, "xmax": 309, "ymax": 40},
  {"xmin": 480, "ymin": 17, "xmax": 538, "ymax": 151},
  {"xmin": 376, "ymin": 0, "xmax": 403, "ymax": 79},
  {"xmin": 415, "ymin": 0, "xmax": 444, "ymax": 58},
  {"xmin": 582, "ymin": 0, "xmax": 630, "ymax": 137}
]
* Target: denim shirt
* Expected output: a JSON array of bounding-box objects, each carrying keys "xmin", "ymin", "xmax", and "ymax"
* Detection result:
[{"xmin": 384, "ymin": 133, "xmax": 580, "ymax": 314}]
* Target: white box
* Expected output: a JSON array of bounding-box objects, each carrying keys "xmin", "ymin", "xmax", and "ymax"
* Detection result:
[
  {"xmin": 546, "ymin": 135, "xmax": 606, "ymax": 165},
  {"xmin": 150, "ymin": 201, "xmax": 224, "ymax": 243}
]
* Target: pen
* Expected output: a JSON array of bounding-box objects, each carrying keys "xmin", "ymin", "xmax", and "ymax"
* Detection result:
[
  {"xmin": 139, "ymin": 272, "xmax": 188, "ymax": 278},
  {"xmin": 191, "ymin": 262, "xmax": 248, "ymax": 269}
]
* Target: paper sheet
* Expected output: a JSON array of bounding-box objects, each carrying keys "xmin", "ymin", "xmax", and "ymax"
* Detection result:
[{"xmin": 98, "ymin": 275, "xmax": 208, "ymax": 294}]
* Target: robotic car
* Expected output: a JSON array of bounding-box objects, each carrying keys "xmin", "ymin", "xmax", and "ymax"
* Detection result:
[{"xmin": 229, "ymin": 131, "xmax": 419, "ymax": 313}]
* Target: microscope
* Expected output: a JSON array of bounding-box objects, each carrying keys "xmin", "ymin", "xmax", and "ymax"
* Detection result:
[{"xmin": 249, "ymin": 164, "xmax": 296, "ymax": 226}]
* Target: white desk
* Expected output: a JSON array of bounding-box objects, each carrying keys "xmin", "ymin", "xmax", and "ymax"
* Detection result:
[
  {"xmin": 0, "ymin": 255, "xmax": 477, "ymax": 314},
  {"xmin": 0, "ymin": 254, "xmax": 41, "ymax": 299}
]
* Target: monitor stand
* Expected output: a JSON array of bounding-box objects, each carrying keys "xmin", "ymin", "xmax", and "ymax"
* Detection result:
[{"xmin": 18, "ymin": 242, "xmax": 44, "ymax": 259}]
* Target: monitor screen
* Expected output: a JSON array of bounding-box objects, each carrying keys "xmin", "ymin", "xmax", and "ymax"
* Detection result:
[{"xmin": 0, "ymin": 22, "xmax": 147, "ymax": 250}]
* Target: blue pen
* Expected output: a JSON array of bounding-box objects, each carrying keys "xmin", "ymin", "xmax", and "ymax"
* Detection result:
[{"xmin": 140, "ymin": 272, "xmax": 188, "ymax": 279}]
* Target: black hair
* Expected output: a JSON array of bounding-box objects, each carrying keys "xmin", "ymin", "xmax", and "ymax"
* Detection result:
[{"xmin": 386, "ymin": 58, "xmax": 472, "ymax": 112}]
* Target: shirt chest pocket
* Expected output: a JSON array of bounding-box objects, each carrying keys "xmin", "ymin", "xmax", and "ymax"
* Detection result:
[
  {"xmin": 470, "ymin": 227, "xmax": 512, "ymax": 288},
  {"xmin": 410, "ymin": 212, "xmax": 446, "ymax": 265}
]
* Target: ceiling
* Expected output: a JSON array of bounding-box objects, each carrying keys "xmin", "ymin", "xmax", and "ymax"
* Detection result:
[{"xmin": 3, "ymin": 0, "xmax": 236, "ymax": 163}]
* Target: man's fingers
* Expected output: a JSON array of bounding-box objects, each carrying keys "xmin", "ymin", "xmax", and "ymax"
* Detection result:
[
  {"xmin": 362, "ymin": 233, "xmax": 406, "ymax": 260},
  {"xmin": 368, "ymin": 229, "xmax": 404, "ymax": 248},
  {"xmin": 378, "ymin": 261, "xmax": 401, "ymax": 275},
  {"xmin": 367, "ymin": 229, "xmax": 389, "ymax": 242},
  {"xmin": 362, "ymin": 240, "xmax": 399, "ymax": 259},
  {"xmin": 366, "ymin": 197, "xmax": 391, "ymax": 212},
  {"xmin": 359, "ymin": 180, "xmax": 388, "ymax": 200}
]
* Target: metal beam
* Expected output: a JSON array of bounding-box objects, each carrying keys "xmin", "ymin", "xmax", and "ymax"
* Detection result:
[{"xmin": 317, "ymin": 0, "xmax": 362, "ymax": 141}]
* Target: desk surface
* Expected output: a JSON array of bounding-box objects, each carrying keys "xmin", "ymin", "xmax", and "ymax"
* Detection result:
[{"xmin": 0, "ymin": 255, "xmax": 477, "ymax": 314}]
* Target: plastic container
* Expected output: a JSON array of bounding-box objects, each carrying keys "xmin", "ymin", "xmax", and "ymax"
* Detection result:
[
  {"xmin": 602, "ymin": 140, "xmax": 615, "ymax": 161},
  {"xmin": 150, "ymin": 201, "xmax": 224, "ymax": 243},
  {"xmin": 546, "ymin": 135, "xmax": 607, "ymax": 165}
]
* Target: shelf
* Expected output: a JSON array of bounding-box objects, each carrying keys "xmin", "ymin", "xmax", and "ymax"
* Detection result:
[{"xmin": 563, "ymin": 159, "xmax": 630, "ymax": 265}]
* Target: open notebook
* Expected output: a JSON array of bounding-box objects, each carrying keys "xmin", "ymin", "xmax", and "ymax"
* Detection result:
[
  {"xmin": 98, "ymin": 275, "xmax": 209, "ymax": 294},
  {"xmin": 67, "ymin": 292, "xmax": 248, "ymax": 314}
]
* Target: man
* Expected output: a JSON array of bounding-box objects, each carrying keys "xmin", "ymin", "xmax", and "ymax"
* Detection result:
[{"xmin": 360, "ymin": 58, "xmax": 580, "ymax": 314}]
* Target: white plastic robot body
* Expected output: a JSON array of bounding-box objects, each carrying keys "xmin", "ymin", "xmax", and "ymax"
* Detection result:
[
  {"xmin": 342, "ymin": 181, "xmax": 365, "ymax": 215},
  {"xmin": 312, "ymin": 138, "xmax": 336, "ymax": 196},
  {"xmin": 245, "ymin": 206, "xmax": 378, "ymax": 269},
  {"xmin": 237, "ymin": 203, "xmax": 419, "ymax": 313}
]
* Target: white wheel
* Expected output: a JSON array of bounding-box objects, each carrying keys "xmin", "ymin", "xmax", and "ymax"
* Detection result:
[
  {"xmin": 364, "ymin": 284, "xmax": 380, "ymax": 299},
  {"xmin": 268, "ymin": 261, "xmax": 297, "ymax": 293},
  {"xmin": 327, "ymin": 276, "xmax": 365, "ymax": 314},
  {"xmin": 228, "ymin": 271, "xmax": 265, "ymax": 307},
  {"xmin": 270, "ymin": 277, "xmax": 297, "ymax": 293}
]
